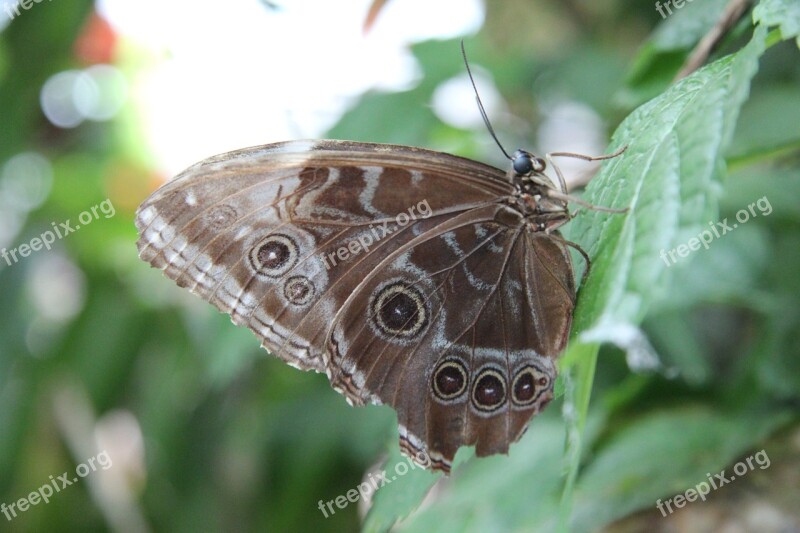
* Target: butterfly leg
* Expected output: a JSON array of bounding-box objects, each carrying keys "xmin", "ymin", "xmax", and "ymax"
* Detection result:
[
  {"xmin": 543, "ymin": 143, "xmax": 628, "ymax": 196},
  {"xmin": 540, "ymin": 145, "xmax": 629, "ymax": 214},
  {"xmin": 542, "ymin": 155, "xmax": 569, "ymax": 196},
  {"xmin": 543, "ymin": 189, "xmax": 628, "ymax": 214},
  {"xmin": 547, "ymin": 143, "xmax": 628, "ymax": 164},
  {"xmin": 549, "ymin": 233, "xmax": 592, "ymax": 286}
]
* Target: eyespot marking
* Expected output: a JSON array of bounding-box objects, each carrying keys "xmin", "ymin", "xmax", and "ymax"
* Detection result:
[
  {"xmin": 248, "ymin": 233, "xmax": 298, "ymax": 278},
  {"xmin": 284, "ymin": 275, "xmax": 315, "ymax": 306},
  {"xmin": 472, "ymin": 367, "xmax": 507, "ymax": 413},
  {"xmin": 432, "ymin": 358, "xmax": 467, "ymax": 402},
  {"xmin": 511, "ymin": 364, "xmax": 553, "ymax": 408},
  {"xmin": 371, "ymin": 281, "xmax": 428, "ymax": 340},
  {"xmin": 205, "ymin": 205, "xmax": 238, "ymax": 231}
]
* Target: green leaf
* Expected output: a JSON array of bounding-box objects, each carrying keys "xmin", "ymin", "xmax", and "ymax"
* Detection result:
[
  {"xmin": 386, "ymin": 415, "xmax": 573, "ymax": 532},
  {"xmin": 362, "ymin": 445, "xmax": 443, "ymax": 533},
  {"xmin": 650, "ymin": 0, "xmax": 733, "ymax": 50},
  {"xmin": 387, "ymin": 407, "xmax": 790, "ymax": 533},
  {"xmin": 557, "ymin": 25, "xmax": 769, "ymax": 530},
  {"xmin": 619, "ymin": 0, "xmax": 732, "ymax": 107},
  {"xmin": 568, "ymin": 25, "xmax": 768, "ymax": 339},
  {"xmin": 753, "ymin": 0, "xmax": 800, "ymax": 46},
  {"xmin": 569, "ymin": 406, "xmax": 793, "ymax": 530}
]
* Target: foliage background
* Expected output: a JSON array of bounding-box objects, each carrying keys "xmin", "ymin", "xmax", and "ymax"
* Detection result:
[{"xmin": 0, "ymin": 0, "xmax": 798, "ymax": 532}]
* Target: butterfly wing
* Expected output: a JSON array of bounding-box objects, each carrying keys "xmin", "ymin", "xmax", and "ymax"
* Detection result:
[
  {"xmin": 136, "ymin": 140, "xmax": 511, "ymax": 373},
  {"xmin": 135, "ymin": 139, "xmax": 574, "ymax": 472},
  {"xmin": 325, "ymin": 205, "xmax": 575, "ymax": 472}
]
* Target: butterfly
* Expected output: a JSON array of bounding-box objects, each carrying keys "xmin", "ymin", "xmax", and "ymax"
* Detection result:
[{"xmin": 134, "ymin": 48, "xmax": 626, "ymax": 473}]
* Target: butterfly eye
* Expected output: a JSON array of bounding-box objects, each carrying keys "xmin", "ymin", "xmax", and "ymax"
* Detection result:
[
  {"xmin": 511, "ymin": 151, "xmax": 547, "ymax": 176},
  {"xmin": 512, "ymin": 150, "xmax": 534, "ymax": 175}
]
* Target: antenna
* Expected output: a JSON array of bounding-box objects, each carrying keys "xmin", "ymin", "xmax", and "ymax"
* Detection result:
[{"xmin": 460, "ymin": 40, "xmax": 512, "ymax": 161}]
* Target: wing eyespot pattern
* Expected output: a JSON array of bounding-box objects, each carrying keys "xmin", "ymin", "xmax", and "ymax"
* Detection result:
[
  {"xmin": 471, "ymin": 366, "xmax": 507, "ymax": 414},
  {"xmin": 511, "ymin": 364, "xmax": 551, "ymax": 408},
  {"xmin": 431, "ymin": 358, "xmax": 468, "ymax": 403},
  {"xmin": 369, "ymin": 281, "xmax": 429, "ymax": 341},
  {"xmin": 284, "ymin": 275, "xmax": 315, "ymax": 306},
  {"xmin": 248, "ymin": 233, "xmax": 299, "ymax": 278}
]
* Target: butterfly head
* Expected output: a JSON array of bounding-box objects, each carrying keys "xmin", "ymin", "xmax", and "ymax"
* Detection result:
[
  {"xmin": 511, "ymin": 149, "xmax": 545, "ymax": 177},
  {"xmin": 510, "ymin": 150, "xmax": 557, "ymax": 194}
]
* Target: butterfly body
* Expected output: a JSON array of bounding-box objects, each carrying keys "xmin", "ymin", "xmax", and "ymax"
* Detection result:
[{"xmin": 136, "ymin": 140, "xmax": 577, "ymax": 473}]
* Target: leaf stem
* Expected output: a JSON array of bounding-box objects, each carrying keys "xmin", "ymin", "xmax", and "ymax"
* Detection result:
[
  {"xmin": 674, "ymin": 0, "xmax": 753, "ymax": 81},
  {"xmin": 557, "ymin": 342, "xmax": 600, "ymax": 532}
]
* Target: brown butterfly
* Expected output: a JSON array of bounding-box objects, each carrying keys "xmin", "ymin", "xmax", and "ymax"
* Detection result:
[{"xmin": 134, "ymin": 49, "xmax": 626, "ymax": 473}]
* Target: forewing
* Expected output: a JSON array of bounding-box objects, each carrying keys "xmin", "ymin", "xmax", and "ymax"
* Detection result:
[{"xmin": 135, "ymin": 139, "xmax": 511, "ymax": 374}]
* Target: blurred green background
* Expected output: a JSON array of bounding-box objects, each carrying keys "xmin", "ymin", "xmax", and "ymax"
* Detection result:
[{"xmin": 0, "ymin": 0, "xmax": 798, "ymax": 532}]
